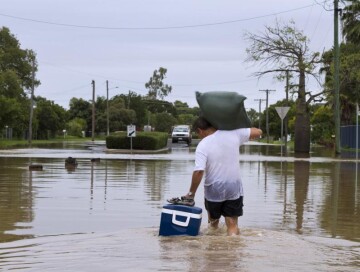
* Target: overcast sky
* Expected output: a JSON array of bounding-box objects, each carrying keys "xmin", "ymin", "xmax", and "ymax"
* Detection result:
[{"xmin": 1, "ymin": 0, "xmax": 337, "ymax": 111}]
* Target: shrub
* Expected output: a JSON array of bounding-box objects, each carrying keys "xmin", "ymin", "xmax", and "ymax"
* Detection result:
[{"xmin": 106, "ymin": 131, "xmax": 168, "ymax": 150}]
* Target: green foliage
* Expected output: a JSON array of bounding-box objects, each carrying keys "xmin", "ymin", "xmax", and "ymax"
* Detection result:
[
  {"xmin": 322, "ymin": 43, "xmax": 360, "ymax": 125},
  {"xmin": 81, "ymin": 93, "xmax": 147, "ymax": 133},
  {"xmin": 0, "ymin": 70, "xmax": 25, "ymax": 98},
  {"xmin": 66, "ymin": 118, "xmax": 86, "ymax": 137},
  {"xmin": 311, "ymin": 105, "xmax": 334, "ymax": 146},
  {"xmin": 144, "ymin": 99, "xmax": 176, "ymax": 115},
  {"xmin": 174, "ymin": 100, "xmax": 189, "ymax": 108},
  {"xmin": 0, "ymin": 95, "xmax": 29, "ymax": 138},
  {"xmin": 109, "ymin": 108, "xmax": 136, "ymax": 131},
  {"xmin": 0, "ymin": 27, "xmax": 40, "ymax": 90},
  {"xmin": 0, "ymin": 96, "xmax": 22, "ymax": 126},
  {"xmin": 341, "ymin": 0, "xmax": 360, "ymax": 43},
  {"xmin": 34, "ymin": 96, "xmax": 67, "ymax": 139},
  {"xmin": 68, "ymin": 98, "xmax": 92, "ymax": 131},
  {"xmin": 118, "ymin": 92, "xmax": 147, "ymax": 127},
  {"xmin": 153, "ymin": 112, "xmax": 177, "ymax": 132},
  {"xmin": 173, "ymin": 100, "xmax": 200, "ymax": 117},
  {"xmin": 177, "ymin": 114, "xmax": 196, "ymax": 126},
  {"xmin": 260, "ymin": 99, "xmax": 296, "ymax": 139},
  {"xmin": 246, "ymin": 108, "xmax": 259, "ymax": 126},
  {"xmin": 106, "ymin": 131, "xmax": 168, "ymax": 150},
  {"xmin": 145, "ymin": 67, "xmax": 172, "ymax": 100},
  {"xmin": 0, "ymin": 27, "xmax": 40, "ymax": 137}
]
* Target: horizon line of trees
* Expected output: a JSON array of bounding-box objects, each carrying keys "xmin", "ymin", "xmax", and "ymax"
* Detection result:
[{"xmin": 1, "ymin": 0, "xmax": 360, "ymax": 152}]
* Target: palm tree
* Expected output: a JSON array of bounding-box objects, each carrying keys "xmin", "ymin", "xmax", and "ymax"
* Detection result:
[{"xmin": 341, "ymin": 0, "xmax": 360, "ymax": 43}]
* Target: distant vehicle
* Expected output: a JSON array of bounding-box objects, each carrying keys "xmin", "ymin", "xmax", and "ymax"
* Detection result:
[{"xmin": 171, "ymin": 125, "xmax": 192, "ymax": 144}]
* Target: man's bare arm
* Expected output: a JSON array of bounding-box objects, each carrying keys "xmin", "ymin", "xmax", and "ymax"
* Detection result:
[
  {"xmin": 250, "ymin": 128, "xmax": 263, "ymax": 140},
  {"xmin": 184, "ymin": 170, "xmax": 204, "ymax": 198}
]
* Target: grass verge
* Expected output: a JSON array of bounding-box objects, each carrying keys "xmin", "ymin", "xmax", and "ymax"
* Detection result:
[{"xmin": 0, "ymin": 136, "xmax": 105, "ymax": 149}]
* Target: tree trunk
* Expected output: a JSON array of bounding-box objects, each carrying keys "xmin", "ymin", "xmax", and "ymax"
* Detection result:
[{"xmin": 294, "ymin": 71, "xmax": 311, "ymax": 153}]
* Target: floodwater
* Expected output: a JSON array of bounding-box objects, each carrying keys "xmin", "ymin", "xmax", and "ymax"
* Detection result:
[{"xmin": 0, "ymin": 142, "xmax": 359, "ymax": 271}]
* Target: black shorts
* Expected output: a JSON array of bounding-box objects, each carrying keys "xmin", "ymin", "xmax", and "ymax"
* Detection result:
[{"xmin": 204, "ymin": 196, "xmax": 244, "ymax": 220}]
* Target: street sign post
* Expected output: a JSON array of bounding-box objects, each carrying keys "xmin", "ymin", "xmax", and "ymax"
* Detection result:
[
  {"xmin": 127, "ymin": 125, "xmax": 136, "ymax": 154},
  {"xmin": 275, "ymin": 107, "xmax": 290, "ymax": 120},
  {"xmin": 356, "ymin": 104, "xmax": 359, "ymax": 161},
  {"xmin": 127, "ymin": 125, "xmax": 136, "ymax": 137},
  {"xmin": 275, "ymin": 107, "xmax": 290, "ymax": 157}
]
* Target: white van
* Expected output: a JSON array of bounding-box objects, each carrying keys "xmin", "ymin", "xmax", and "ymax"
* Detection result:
[{"xmin": 171, "ymin": 125, "xmax": 192, "ymax": 144}]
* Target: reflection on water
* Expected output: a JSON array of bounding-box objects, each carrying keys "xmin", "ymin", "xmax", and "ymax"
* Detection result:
[
  {"xmin": 0, "ymin": 145, "xmax": 359, "ymax": 271},
  {"xmin": 294, "ymin": 161, "xmax": 310, "ymax": 234},
  {"xmin": 0, "ymin": 157, "xmax": 35, "ymax": 242}
]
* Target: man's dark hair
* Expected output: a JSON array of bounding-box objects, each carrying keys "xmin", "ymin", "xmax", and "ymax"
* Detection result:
[{"xmin": 192, "ymin": 116, "xmax": 213, "ymax": 131}]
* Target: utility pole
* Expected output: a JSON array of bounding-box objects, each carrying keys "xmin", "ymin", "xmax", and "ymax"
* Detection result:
[
  {"xmin": 356, "ymin": 103, "xmax": 359, "ymax": 161},
  {"xmin": 106, "ymin": 80, "xmax": 109, "ymax": 136},
  {"xmin": 28, "ymin": 57, "xmax": 35, "ymax": 146},
  {"xmin": 254, "ymin": 98, "xmax": 266, "ymax": 129},
  {"xmin": 92, "ymin": 80, "xmax": 95, "ymax": 142},
  {"xmin": 284, "ymin": 70, "xmax": 290, "ymax": 153},
  {"xmin": 334, "ymin": 0, "xmax": 341, "ymax": 154},
  {"xmin": 128, "ymin": 90, "xmax": 131, "ymax": 109},
  {"xmin": 259, "ymin": 89, "xmax": 276, "ymax": 143}
]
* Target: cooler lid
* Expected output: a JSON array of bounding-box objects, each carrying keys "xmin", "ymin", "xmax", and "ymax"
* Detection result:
[{"xmin": 162, "ymin": 204, "xmax": 202, "ymax": 214}]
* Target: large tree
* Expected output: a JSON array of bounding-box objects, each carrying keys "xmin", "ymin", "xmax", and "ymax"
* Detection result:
[
  {"xmin": 34, "ymin": 96, "xmax": 67, "ymax": 139},
  {"xmin": 245, "ymin": 20, "xmax": 323, "ymax": 153},
  {"xmin": 0, "ymin": 27, "xmax": 39, "ymax": 90},
  {"xmin": 0, "ymin": 27, "xmax": 40, "ymax": 137},
  {"xmin": 144, "ymin": 99, "xmax": 176, "ymax": 115},
  {"xmin": 108, "ymin": 95, "xmax": 136, "ymax": 131},
  {"xmin": 153, "ymin": 112, "xmax": 177, "ymax": 132},
  {"xmin": 68, "ymin": 97, "xmax": 92, "ymax": 131},
  {"xmin": 145, "ymin": 67, "xmax": 172, "ymax": 100},
  {"xmin": 118, "ymin": 91, "xmax": 147, "ymax": 127}
]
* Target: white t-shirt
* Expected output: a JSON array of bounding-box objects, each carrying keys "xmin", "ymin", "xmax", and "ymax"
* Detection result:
[{"xmin": 194, "ymin": 128, "xmax": 251, "ymax": 202}]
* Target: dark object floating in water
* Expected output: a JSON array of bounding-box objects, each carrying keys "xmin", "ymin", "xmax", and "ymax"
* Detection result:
[
  {"xmin": 65, "ymin": 157, "xmax": 78, "ymax": 166},
  {"xmin": 91, "ymin": 158, "xmax": 100, "ymax": 162},
  {"xmin": 29, "ymin": 164, "xmax": 43, "ymax": 171}
]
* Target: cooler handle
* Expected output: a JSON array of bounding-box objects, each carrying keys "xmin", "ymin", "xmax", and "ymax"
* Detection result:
[{"xmin": 172, "ymin": 211, "xmax": 190, "ymax": 227}]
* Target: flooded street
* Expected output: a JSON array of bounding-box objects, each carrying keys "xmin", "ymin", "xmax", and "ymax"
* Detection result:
[{"xmin": 0, "ymin": 142, "xmax": 359, "ymax": 271}]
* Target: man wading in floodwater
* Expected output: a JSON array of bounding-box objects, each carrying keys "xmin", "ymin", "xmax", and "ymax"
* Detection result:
[{"xmin": 183, "ymin": 117, "xmax": 262, "ymax": 236}]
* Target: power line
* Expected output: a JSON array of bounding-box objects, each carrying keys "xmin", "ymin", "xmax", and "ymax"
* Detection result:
[
  {"xmin": 170, "ymin": 77, "xmax": 265, "ymax": 87},
  {"xmin": 40, "ymin": 59, "xmax": 275, "ymax": 88},
  {"xmin": 0, "ymin": 3, "xmax": 324, "ymax": 30},
  {"xmin": 313, "ymin": 0, "xmax": 334, "ymax": 11}
]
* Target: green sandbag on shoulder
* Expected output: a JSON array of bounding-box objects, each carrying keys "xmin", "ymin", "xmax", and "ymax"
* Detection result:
[{"xmin": 196, "ymin": 91, "xmax": 251, "ymax": 130}]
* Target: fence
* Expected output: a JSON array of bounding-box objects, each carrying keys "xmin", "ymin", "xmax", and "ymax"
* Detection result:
[{"xmin": 340, "ymin": 125, "xmax": 360, "ymax": 149}]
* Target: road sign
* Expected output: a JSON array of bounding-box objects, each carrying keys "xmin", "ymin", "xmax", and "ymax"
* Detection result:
[
  {"xmin": 127, "ymin": 125, "xmax": 136, "ymax": 137},
  {"xmin": 275, "ymin": 107, "xmax": 290, "ymax": 157},
  {"xmin": 275, "ymin": 107, "xmax": 290, "ymax": 120}
]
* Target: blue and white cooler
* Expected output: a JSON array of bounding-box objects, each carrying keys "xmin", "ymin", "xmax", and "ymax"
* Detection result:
[{"xmin": 159, "ymin": 204, "xmax": 202, "ymax": 236}]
